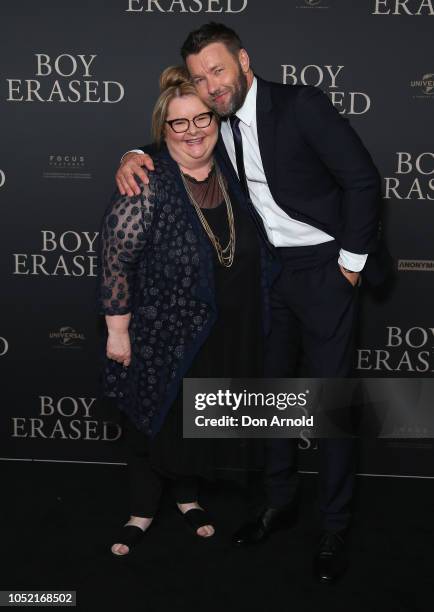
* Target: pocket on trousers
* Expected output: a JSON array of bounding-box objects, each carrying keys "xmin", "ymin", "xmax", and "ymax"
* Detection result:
[{"xmin": 329, "ymin": 258, "xmax": 357, "ymax": 291}]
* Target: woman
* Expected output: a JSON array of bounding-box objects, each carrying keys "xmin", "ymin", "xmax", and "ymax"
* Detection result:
[{"xmin": 98, "ymin": 66, "xmax": 276, "ymax": 556}]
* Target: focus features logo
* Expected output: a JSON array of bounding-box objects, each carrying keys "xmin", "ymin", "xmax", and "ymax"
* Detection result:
[
  {"xmin": 11, "ymin": 396, "xmax": 121, "ymax": 441},
  {"xmin": 6, "ymin": 54, "xmax": 125, "ymax": 104},
  {"xmin": 0, "ymin": 336, "xmax": 9, "ymax": 357},
  {"xmin": 383, "ymin": 152, "xmax": 434, "ymax": 200},
  {"xmin": 0, "ymin": 169, "xmax": 5, "ymax": 188},
  {"xmin": 126, "ymin": 0, "xmax": 248, "ymax": 11},
  {"xmin": 49, "ymin": 327, "xmax": 86, "ymax": 349},
  {"xmin": 282, "ymin": 64, "xmax": 370, "ymax": 115},
  {"xmin": 13, "ymin": 230, "xmax": 98, "ymax": 277},
  {"xmin": 357, "ymin": 326, "xmax": 434, "ymax": 373},
  {"xmin": 49, "ymin": 154, "xmax": 85, "ymax": 168},
  {"xmin": 43, "ymin": 154, "xmax": 91, "ymax": 180},
  {"xmin": 372, "ymin": 0, "xmax": 434, "ymax": 15},
  {"xmin": 410, "ymin": 73, "xmax": 434, "ymax": 98}
]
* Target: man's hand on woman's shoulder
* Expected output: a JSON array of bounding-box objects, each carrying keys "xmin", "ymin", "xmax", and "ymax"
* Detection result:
[{"xmin": 116, "ymin": 151, "xmax": 155, "ymax": 196}]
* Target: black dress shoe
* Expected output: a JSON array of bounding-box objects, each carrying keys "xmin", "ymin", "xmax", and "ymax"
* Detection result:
[
  {"xmin": 313, "ymin": 531, "xmax": 348, "ymax": 583},
  {"xmin": 232, "ymin": 505, "xmax": 297, "ymax": 547}
]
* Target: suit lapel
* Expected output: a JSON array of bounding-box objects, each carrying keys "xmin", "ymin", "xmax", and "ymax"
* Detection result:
[{"xmin": 256, "ymin": 76, "xmax": 277, "ymax": 193}]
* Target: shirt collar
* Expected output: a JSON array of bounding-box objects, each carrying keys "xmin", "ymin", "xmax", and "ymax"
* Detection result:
[{"xmin": 236, "ymin": 76, "xmax": 257, "ymax": 127}]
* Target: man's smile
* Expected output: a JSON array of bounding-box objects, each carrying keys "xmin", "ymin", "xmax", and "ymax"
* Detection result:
[{"xmin": 213, "ymin": 91, "xmax": 230, "ymax": 104}]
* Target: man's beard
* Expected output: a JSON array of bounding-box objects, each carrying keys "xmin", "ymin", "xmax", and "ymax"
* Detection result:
[{"xmin": 209, "ymin": 66, "xmax": 248, "ymax": 118}]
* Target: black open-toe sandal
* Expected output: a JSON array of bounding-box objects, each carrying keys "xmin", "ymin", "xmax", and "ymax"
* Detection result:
[
  {"xmin": 111, "ymin": 525, "xmax": 146, "ymax": 556},
  {"xmin": 181, "ymin": 508, "xmax": 215, "ymax": 538}
]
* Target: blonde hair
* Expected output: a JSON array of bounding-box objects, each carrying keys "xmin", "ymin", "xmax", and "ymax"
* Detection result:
[{"xmin": 151, "ymin": 66, "xmax": 200, "ymax": 146}]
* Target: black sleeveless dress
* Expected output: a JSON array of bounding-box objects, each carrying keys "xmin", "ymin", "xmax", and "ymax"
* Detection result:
[{"xmin": 143, "ymin": 167, "xmax": 264, "ymax": 482}]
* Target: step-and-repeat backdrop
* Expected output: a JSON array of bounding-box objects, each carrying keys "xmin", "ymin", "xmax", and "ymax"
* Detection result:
[{"xmin": 1, "ymin": 0, "xmax": 433, "ymax": 476}]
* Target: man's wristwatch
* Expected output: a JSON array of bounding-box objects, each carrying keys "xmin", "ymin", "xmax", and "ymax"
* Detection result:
[
  {"xmin": 342, "ymin": 267, "xmax": 358, "ymax": 274},
  {"xmin": 341, "ymin": 266, "xmax": 362, "ymax": 287}
]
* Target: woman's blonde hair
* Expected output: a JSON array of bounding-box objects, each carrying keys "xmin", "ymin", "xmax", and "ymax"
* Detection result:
[{"xmin": 151, "ymin": 66, "xmax": 201, "ymax": 146}]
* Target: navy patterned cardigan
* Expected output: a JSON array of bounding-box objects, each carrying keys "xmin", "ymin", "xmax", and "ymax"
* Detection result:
[{"xmin": 98, "ymin": 146, "xmax": 279, "ymax": 437}]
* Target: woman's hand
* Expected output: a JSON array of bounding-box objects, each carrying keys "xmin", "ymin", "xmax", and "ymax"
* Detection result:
[{"xmin": 106, "ymin": 330, "xmax": 131, "ymax": 367}]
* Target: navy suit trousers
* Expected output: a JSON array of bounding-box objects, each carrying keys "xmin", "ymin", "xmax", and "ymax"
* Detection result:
[{"xmin": 264, "ymin": 240, "xmax": 359, "ymax": 532}]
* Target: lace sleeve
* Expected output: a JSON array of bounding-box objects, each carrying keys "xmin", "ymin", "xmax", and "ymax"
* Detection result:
[{"xmin": 98, "ymin": 182, "xmax": 154, "ymax": 315}]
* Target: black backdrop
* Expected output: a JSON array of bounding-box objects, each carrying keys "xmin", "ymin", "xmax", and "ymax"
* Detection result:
[{"xmin": 1, "ymin": 0, "xmax": 433, "ymax": 476}]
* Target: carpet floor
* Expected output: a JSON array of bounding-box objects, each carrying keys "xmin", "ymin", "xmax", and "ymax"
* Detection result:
[{"xmin": 2, "ymin": 462, "xmax": 433, "ymax": 612}]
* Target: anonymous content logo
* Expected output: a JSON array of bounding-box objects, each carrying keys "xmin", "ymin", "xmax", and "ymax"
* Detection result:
[
  {"xmin": 13, "ymin": 230, "xmax": 98, "ymax": 277},
  {"xmin": 6, "ymin": 54, "xmax": 125, "ymax": 103},
  {"xmin": 126, "ymin": 0, "xmax": 248, "ymax": 12},
  {"xmin": 0, "ymin": 169, "xmax": 5, "ymax": 188},
  {"xmin": 49, "ymin": 327, "xmax": 86, "ymax": 349},
  {"xmin": 383, "ymin": 152, "xmax": 434, "ymax": 200},
  {"xmin": 0, "ymin": 336, "xmax": 9, "ymax": 357},
  {"xmin": 11, "ymin": 396, "xmax": 121, "ymax": 441},
  {"xmin": 43, "ymin": 154, "xmax": 91, "ymax": 180},
  {"xmin": 372, "ymin": 0, "xmax": 434, "ymax": 15},
  {"xmin": 410, "ymin": 73, "xmax": 434, "ymax": 98},
  {"xmin": 282, "ymin": 64, "xmax": 370, "ymax": 115},
  {"xmin": 357, "ymin": 326, "xmax": 434, "ymax": 373},
  {"xmin": 397, "ymin": 259, "xmax": 434, "ymax": 272}
]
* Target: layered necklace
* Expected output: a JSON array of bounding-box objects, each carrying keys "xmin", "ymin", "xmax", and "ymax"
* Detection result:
[{"xmin": 180, "ymin": 160, "xmax": 236, "ymax": 268}]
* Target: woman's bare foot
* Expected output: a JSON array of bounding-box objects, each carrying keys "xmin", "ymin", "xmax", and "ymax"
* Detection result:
[
  {"xmin": 111, "ymin": 515, "xmax": 153, "ymax": 556},
  {"xmin": 177, "ymin": 501, "xmax": 215, "ymax": 537}
]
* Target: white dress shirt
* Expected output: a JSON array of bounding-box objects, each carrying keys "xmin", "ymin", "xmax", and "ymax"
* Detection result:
[{"xmin": 220, "ymin": 77, "xmax": 367, "ymax": 272}]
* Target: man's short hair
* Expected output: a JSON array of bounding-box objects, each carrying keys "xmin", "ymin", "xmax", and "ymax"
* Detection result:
[{"xmin": 181, "ymin": 22, "xmax": 243, "ymax": 61}]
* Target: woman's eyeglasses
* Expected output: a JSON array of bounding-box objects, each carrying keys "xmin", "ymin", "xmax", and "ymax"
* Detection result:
[{"xmin": 165, "ymin": 111, "xmax": 214, "ymax": 133}]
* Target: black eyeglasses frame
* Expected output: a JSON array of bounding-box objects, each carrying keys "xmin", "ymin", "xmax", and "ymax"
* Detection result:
[{"xmin": 165, "ymin": 111, "xmax": 215, "ymax": 133}]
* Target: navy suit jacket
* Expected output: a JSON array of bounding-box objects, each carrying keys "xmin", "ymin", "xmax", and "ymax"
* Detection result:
[{"xmin": 217, "ymin": 76, "xmax": 382, "ymax": 257}]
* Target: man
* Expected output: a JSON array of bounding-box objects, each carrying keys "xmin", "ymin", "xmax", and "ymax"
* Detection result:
[{"xmin": 115, "ymin": 22, "xmax": 383, "ymax": 582}]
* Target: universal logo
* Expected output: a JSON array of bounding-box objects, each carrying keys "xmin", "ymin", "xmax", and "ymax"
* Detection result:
[
  {"xmin": 6, "ymin": 54, "xmax": 125, "ymax": 104},
  {"xmin": 13, "ymin": 230, "xmax": 98, "ymax": 277},
  {"xmin": 126, "ymin": 0, "xmax": 248, "ymax": 11},
  {"xmin": 373, "ymin": 0, "xmax": 434, "ymax": 15},
  {"xmin": 12, "ymin": 395, "xmax": 122, "ymax": 441},
  {"xmin": 297, "ymin": 0, "xmax": 329, "ymax": 9},
  {"xmin": 282, "ymin": 64, "xmax": 370, "ymax": 115},
  {"xmin": 43, "ymin": 154, "xmax": 91, "ymax": 180},
  {"xmin": 49, "ymin": 326, "xmax": 86, "ymax": 349},
  {"xmin": 0, "ymin": 336, "xmax": 9, "ymax": 357},
  {"xmin": 410, "ymin": 73, "xmax": 434, "ymax": 98},
  {"xmin": 0, "ymin": 169, "xmax": 5, "ymax": 188},
  {"xmin": 383, "ymin": 152, "xmax": 434, "ymax": 200},
  {"xmin": 397, "ymin": 260, "xmax": 434, "ymax": 272},
  {"xmin": 358, "ymin": 326, "xmax": 434, "ymax": 373}
]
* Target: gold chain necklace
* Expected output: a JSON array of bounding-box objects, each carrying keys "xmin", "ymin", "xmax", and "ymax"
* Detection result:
[{"xmin": 180, "ymin": 161, "xmax": 236, "ymax": 267}]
